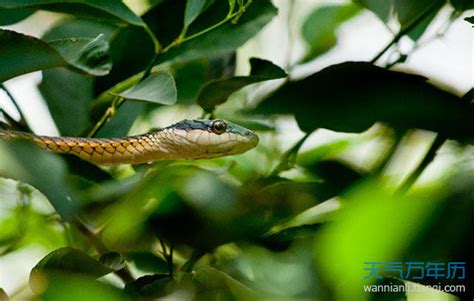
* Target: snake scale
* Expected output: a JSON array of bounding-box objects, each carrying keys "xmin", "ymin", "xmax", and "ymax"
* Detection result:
[{"xmin": 0, "ymin": 119, "xmax": 259, "ymax": 165}]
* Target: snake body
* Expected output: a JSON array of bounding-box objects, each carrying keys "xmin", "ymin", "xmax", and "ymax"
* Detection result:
[{"xmin": 0, "ymin": 119, "xmax": 259, "ymax": 165}]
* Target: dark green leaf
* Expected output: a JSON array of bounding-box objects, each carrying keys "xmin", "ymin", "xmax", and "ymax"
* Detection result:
[
  {"xmin": 252, "ymin": 62, "xmax": 473, "ymax": 141},
  {"xmin": 451, "ymin": 0, "xmax": 474, "ymax": 11},
  {"xmin": 39, "ymin": 69, "xmax": 94, "ymax": 136},
  {"xmin": 117, "ymin": 71, "xmax": 177, "ymax": 104},
  {"xmin": 0, "ymin": 0, "xmax": 144, "ymax": 26},
  {"xmin": 0, "ymin": 7, "xmax": 34, "ymax": 25},
  {"xmin": 157, "ymin": 0, "xmax": 277, "ymax": 63},
  {"xmin": 464, "ymin": 15, "xmax": 474, "ymax": 24},
  {"xmin": 39, "ymin": 18, "xmax": 116, "ymax": 136},
  {"xmin": 124, "ymin": 274, "xmax": 173, "ymax": 298},
  {"xmin": 49, "ymin": 35, "xmax": 112, "ymax": 76},
  {"xmin": 197, "ymin": 58, "xmax": 286, "ymax": 112},
  {"xmin": 0, "ymin": 30, "xmax": 112, "ymax": 82},
  {"xmin": 99, "ymin": 252, "xmax": 125, "ymax": 271},
  {"xmin": 184, "ymin": 0, "xmax": 215, "ymax": 27},
  {"xmin": 0, "ymin": 29, "xmax": 65, "ymax": 82},
  {"xmin": 301, "ymin": 4, "xmax": 361, "ymax": 62},
  {"xmin": 127, "ymin": 252, "xmax": 169, "ymax": 274},
  {"xmin": 31, "ymin": 247, "xmax": 113, "ymax": 279}
]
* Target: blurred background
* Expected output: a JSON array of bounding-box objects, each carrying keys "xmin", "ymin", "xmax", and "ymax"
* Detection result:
[{"xmin": 0, "ymin": 0, "xmax": 473, "ymax": 300}]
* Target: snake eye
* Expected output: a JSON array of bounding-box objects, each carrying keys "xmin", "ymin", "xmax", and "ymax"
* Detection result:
[{"xmin": 211, "ymin": 120, "xmax": 227, "ymax": 135}]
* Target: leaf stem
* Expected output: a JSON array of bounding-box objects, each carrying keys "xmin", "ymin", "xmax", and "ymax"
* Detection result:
[
  {"xmin": 371, "ymin": 1, "xmax": 441, "ymax": 64},
  {"xmin": 270, "ymin": 132, "xmax": 312, "ymax": 176},
  {"xmin": 87, "ymin": 97, "xmax": 124, "ymax": 138}
]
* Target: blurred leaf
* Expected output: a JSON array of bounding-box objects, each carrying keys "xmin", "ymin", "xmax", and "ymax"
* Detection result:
[
  {"xmin": 268, "ymin": 198, "xmax": 342, "ymax": 236},
  {"xmin": 355, "ymin": 0, "xmax": 444, "ymax": 41},
  {"xmin": 301, "ymin": 4, "xmax": 361, "ymax": 62},
  {"xmin": 0, "ymin": 141, "xmax": 81, "ymax": 219},
  {"xmin": 395, "ymin": 0, "xmax": 444, "ymax": 41},
  {"xmin": 451, "ymin": 0, "xmax": 474, "ymax": 10},
  {"xmin": 193, "ymin": 266, "xmax": 259, "ymax": 300},
  {"xmin": 184, "ymin": 0, "xmax": 215, "ymax": 28},
  {"xmin": 124, "ymin": 274, "xmax": 173, "ymax": 298},
  {"xmin": 157, "ymin": 0, "xmax": 277, "ymax": 63},
  {"xmin": 252, "ymin": 62, "xmax": 474, "ymax": 141},
  {"xmin": 99, "ymin": 252, "xmax": 125, "ymax": 271},
  {"xmin": 0, "ymin": 7, "xmax": 34, "ymax": 25},
  {"xmin": 31, "ymin": 247, "xmax": 113, "ymax": 280},
  {"xmin": 0, "ymin": 0, "xmax": 144, "ymax": 26},
  {"xmin": 33, "ymin": 274, "xmax": 127, "ymax": 301},
  {"xmin": 314, "ymin": 180, "xmax": 444, "ymax": 300},
  {"xmin": 353, "ymin": 0, "xmax": 395, "ymax": 22},
  {"xmin": 127, "ymin": 252, "xmax": 169, "ymax": 274},
  {"xmin": 198, "ymin": 58, "xmax": 286, "ymax": 112},
  {"xmin": 0, "ymin": 288, "xmax": 9, "ymax": 301},
  {"xmin": 49, "ymin": 34, "xmax": 112, "ymax": 76},
  {"xmin": 0, "ymin": 30, "xmax": 112, "ymax": 82},
  {"xmin": 116, "ymin": 71, "xmax": 177, "ymax": 104},
  {"xmin": 464, "ymin": 16, "xmax": 474, "ymax": 24}
]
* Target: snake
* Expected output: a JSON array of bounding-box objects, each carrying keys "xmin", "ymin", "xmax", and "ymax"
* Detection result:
[{"xmin": 0, "ymin": 119, "xmax": 259, "ymax": 166}]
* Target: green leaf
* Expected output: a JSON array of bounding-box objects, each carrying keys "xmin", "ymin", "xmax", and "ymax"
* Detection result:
[
  {"xmin": 464, "ymin": 15, "xmax": 474, "ymax": 24},
  {"xmin": 354, "ymin": 0, "xmax": 444, "ymax": 41},
  {"xmin": 49, "ymin": 34, "xmax": 112, "ymax": 76},
  {"xmin": 0, "ymin": 141, "xmax": 81, "ymax": 219},
  {"xmin": 451, "ymin": 0, "xmax": 474, "ymax": 10},
  {"xmin": 0, "ymin": 30, "xmax": 112, "ymax": 82},
  {"xmin": 184, "ymin": 0, "xmax": 215, "ymax": 28},
  {"xmin": 39, "ymin": 18, "xmax": 116, "ymax": 136},
  {"xmin": 33, "ymin": 274, "xmax": 127, "ymax": 301},
  {"xmin": 314, "ymin": 180, "xmax": 444, "ymax": 300},
  {"xmin": 301, "ymin": 4, "xmax": 361, "ymax": 62},
  {"xmin": 353, "ymin": 0, "xmax": 395, "ymax": 22},
  {"xmin": 0, "ymin": 0, "xmax": 144, "ymax": 26},
  {"xmin": 158, "ymin": 0, "xmax": 277, "ymax": 63},
  {"xmin": 0, "ymin": 288, "xmax": 9, "ymax": 301},
  {"xmin": 116, "ymin": 71, "xmax": 177, "ymax": 104},
  {"xmin": 30, "ymin": 248, "xmax": 113, "ymax": 282},
  {"xmin": 124, "ymin": 274, "xmax": 173, "ymax": 298},
  {"xmin": 252, "ymin": 62, "xmax": 474, "ymax": 141},
  {"xmin": 0, "ymin": 7, "xmax": 34, "ymax": 25},
  {"xmin": 0, "ymin": 29, "xmax": 65, "ymax": 82},
  {"xmin": 99, "ymin": 252, "xmax": 125, "ymax": 271},
  {"xmin": 193, "ymin": 266, "xmax": 259, "ymax": 300},
  {"xmin": 126, "ymin": 252, "xmax": 169, "ymax": 274},
  {"xmin": 197, "ymin": 58, "xmax": 286, "ymax": 112}
]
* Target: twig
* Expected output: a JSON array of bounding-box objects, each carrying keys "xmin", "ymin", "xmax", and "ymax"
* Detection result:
[
  {"xmin": 0, "ymin": 84, "xmax": 30, "ymax": 131},
  {"xmin": 270, "ymin": 132, "xmax": 311, "ymax": 176}
]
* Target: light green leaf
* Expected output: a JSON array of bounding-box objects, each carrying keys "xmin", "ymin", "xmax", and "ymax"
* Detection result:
[
  {"xmin": 197, "ymin": 58, "xmax": 286, "ymax": 112},
  {"xmin": 117, "ymin": 71, "xmax": 177, "ymax": 104},
  {"xmin": 301, "ymin": 4, "xmax": 361, "ymax": 62},
  {"xmin": 0, "ymin": 0, "xmax": 144, "ymax": 26}
]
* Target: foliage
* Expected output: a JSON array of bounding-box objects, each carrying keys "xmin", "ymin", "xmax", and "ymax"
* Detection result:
[{"xmin": 0, "ymin": 0, "xmax": 473, "ymax": 300}]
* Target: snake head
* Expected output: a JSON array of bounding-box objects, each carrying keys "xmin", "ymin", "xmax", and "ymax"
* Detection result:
[{"xmin": 167, "ymin": 119, "xmax": 259, "ymax": 159}]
